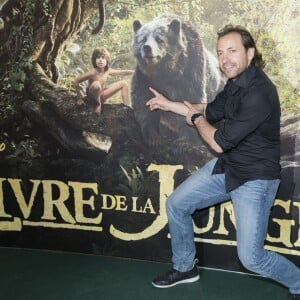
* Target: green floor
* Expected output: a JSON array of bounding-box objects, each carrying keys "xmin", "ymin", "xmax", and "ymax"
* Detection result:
[{"xmin": 0, "ymin": 247, "xmax": 290, "ymax": 300}]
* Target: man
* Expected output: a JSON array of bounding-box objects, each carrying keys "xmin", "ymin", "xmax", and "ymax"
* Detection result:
[{"xmin": 146, "ymin": 25, "xmax": 300, "ymax": 299}]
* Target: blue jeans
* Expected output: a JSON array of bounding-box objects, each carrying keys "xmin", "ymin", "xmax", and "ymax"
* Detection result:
[{"xmin": 167, "ymin": 158, "xmax": 300, "ymax": 294}]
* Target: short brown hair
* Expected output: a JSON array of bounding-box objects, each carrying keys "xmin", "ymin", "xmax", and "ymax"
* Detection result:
[{"xmin": 91, "ymin": 47, "xmax": 111, "ymax": 70}]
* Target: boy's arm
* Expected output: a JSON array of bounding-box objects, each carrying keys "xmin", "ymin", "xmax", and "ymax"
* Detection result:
[{"xmin": 109, "ymin": 68, "xmax": 134, "ymax": 76}]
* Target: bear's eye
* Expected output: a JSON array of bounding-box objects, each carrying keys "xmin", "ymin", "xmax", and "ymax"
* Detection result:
[{"xmin": 155, "ymin": 36, "xmax": 164, "ymax": 44}]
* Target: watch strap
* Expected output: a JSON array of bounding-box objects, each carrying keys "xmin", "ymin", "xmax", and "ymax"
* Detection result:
[{"xmin": 191, "ymin": 113, "xmax": 203, "ymax": 125}]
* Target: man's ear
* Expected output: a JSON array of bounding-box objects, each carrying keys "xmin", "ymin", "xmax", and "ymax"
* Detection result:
[{"xmin": 247, "ymin": 47, "xmax": 255, "ymax": 64}]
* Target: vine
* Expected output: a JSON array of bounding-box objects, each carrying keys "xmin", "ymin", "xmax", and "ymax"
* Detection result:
[
  {"xmin": 5, "ymin": 0, "xmax": 51, "ymax": 96},
  {"xmin": 8, "ymin": 1, "xmax": 36, "ymax": 93}
]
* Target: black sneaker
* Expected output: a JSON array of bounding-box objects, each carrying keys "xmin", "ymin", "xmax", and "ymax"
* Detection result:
[{"xmin": 152, "ymin": 263, "xmax": 199, "ymax": 288}]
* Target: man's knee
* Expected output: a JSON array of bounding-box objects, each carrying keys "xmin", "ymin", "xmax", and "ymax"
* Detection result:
[
  {"xmin": 166, "ymin": 192, "xmax": 186, "ymax": 215},
  {"xmin": 166, "ymin": 194, "xmax": 180, "ymax": 214},
  {"xmin": 238, "ymin": 247, "xmax": 265, "ymax": 273},
  {"xmin": 166, "ymin": 196, "xmax": 174, "ymax": 212}
]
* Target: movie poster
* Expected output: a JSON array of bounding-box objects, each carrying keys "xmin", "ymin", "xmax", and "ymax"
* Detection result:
[{"xmin": 0, "ymin": 0, "xmax": 299, "ymax": 272}]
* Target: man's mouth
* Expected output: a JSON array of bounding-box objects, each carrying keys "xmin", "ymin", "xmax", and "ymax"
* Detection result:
[{"xmin": 223, "ymin": 65, "xmax": 233, "ymax": 71}]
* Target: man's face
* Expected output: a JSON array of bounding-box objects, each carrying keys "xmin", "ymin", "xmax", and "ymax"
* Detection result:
[{"xmin": 216, "ymin": 32, "xmax": 254, "ymax": 79}]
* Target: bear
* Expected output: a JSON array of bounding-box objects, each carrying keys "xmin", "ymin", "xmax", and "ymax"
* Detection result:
[{"xmin": 131, "ymin": 14, "xmax": 225, "ymax": 148}]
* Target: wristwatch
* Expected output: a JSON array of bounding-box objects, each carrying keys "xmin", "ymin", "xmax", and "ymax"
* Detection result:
[{"xmin": 191, "ymin": 113, "xmax": 203, "ymax": 125}]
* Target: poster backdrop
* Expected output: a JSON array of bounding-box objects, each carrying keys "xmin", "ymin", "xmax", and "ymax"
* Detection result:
[{"xmin": 0, "ymin": 0, "xmax": 299, "ymax": 273}]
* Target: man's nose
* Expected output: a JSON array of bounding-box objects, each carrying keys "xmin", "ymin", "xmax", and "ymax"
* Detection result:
[{"xmin": 220, "ymin": 53, "xmax": 229, "ymax": 64}]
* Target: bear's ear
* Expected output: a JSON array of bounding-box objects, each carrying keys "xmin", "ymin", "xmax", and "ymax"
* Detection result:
[
  {"xmin": 133, "ymin": 20, "xmax": 142, "ymax": 33},
  {"xmin": 169, "ymin": 19, "xmax": 181, "ymax": 35}
]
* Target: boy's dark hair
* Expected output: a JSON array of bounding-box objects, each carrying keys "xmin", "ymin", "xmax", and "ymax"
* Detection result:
[
  {"xmin": 217, "ymin": 25, "xmax": 265, "ymax": 69},
  {"xmin": 91, "ymin": 47, "xmax": 111, "ymax": 70}
]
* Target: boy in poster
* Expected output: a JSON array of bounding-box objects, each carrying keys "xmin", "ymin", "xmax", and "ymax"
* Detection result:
[{"xmin": 74, "ymin": 47, "xmax": 134, "ymax": 114}]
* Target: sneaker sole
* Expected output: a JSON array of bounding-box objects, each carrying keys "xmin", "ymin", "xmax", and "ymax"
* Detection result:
[{"xmin": 152, "ymin": 274, "xmax": 200, "ymax": 288}]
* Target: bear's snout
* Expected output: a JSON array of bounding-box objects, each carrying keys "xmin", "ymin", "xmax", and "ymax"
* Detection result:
[
  {"xmin": 141, "ymin": 43, "xmax": 163, "ymax": 64},
  {"xmin": 143, "ymin": 45, "xmax": 153, "ymax": 56}
]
